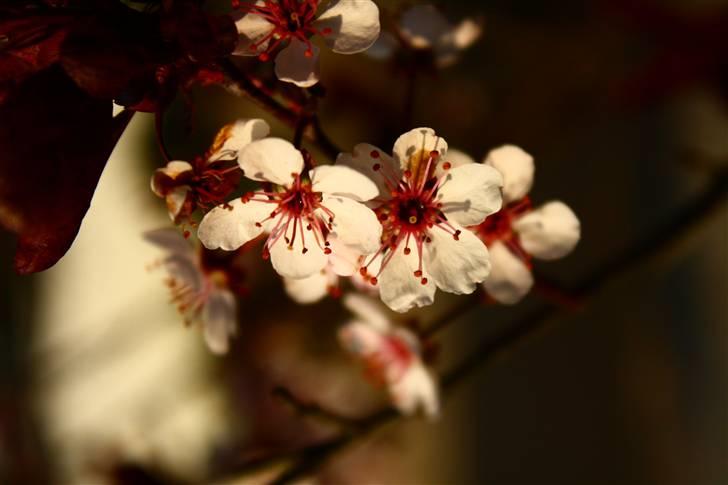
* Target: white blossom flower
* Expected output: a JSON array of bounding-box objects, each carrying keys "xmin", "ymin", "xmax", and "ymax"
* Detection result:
[
  {"xmin": 468, "ymin": 145, "xmax": 581, "ymax": 304},
  {"xmin": 144, "ymin": 229, "xmax": 239, "ymax": 355},
  {"xmin": 368, "ymin": 4, "xmax": 482, "ymax": 68},
  {"xmin": 337, "ymin": 127, "xmax": 503, "ymax": 312},
  {"xmin": 282, "ymin": 234, "xmax": 360, "ymax": 303},
  {"xmin": 338, "ymin": 294, "xmax": 438, "ymax": 418},
  {"xmin": 151, "ymin": 119, "xmax": 269, "ymax": 223},
  {"xmin": 197, "ymin": 136, "xmax": 382, "ymax": 280},
  {"xmin": 233, "ymin": 0, "xmax": 381, "ymax": 87}
]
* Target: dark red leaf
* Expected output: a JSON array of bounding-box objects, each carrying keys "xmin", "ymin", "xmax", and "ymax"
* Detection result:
[{"xmin": 0, "ymin": 67, "xmax": 132, "ymax": 274}]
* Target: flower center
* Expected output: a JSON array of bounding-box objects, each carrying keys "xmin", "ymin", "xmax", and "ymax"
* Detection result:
[
  {"xmin": 241, "ymin": 172, "xmax": 334, "ymax": 257},
  {"xmin": 233, "ymin": 0, "xmax": 333, "ymax": 60},
  {"xmin": 360, "ymin": 149, "xmax": 460, "ymax": 286},
  {"xmin": 473, "ymin": 197, "xmax": 533, "ymax": 265}
]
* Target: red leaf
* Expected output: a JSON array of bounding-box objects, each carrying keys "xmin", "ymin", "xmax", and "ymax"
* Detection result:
[{"xmin": 0, "ymin": 67, "xmax": 132, "ymax": 274}]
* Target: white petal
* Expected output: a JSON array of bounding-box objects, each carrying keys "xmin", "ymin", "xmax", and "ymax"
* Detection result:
[
  {"xmin": 434, "ymin": 18, "xmax": 482, "ymax": 68},
  {"xmin": 207, "ymin": 118, "xmax": 270, "ymax": 162},
  {"xmin": 164, "ymin": 254, "xmax": 204, "ymax": 292},
  {"xmin": 202, "ymin": 289, "xmax": 237, "ymax": 355},
  {"xmin": 482, "ymin": 241, "xmax": 534, "ymax": 305},
  {"xmin": 232, "ymin": 7, "xmax": 275, "ymax": 56},
  {"xmin": 143, "ymin": 228, "xmax": 193, "ymax": 258},
  {"xmin": 512, "ymin": 201, "xmax": 581, "ymax": 260},
  {"xmin": 274, "ymin": 39, "xmax": 320, "ymax": 88},
  {"xmin": 335, "ymin": 143, "xmax": 400, "ymax": 200},
  {"xmin": 238, "ymin": 138, "xmax": 304, "ymax": 186},
  {"xmin": 150, "ymin": 160, "xmax": 193, "ymax": 196},
  {"xmin": 310, "ymin": 164, "xmax": 379, "ymax": 202},
  {"xmin": 378, "ymin": 245, "xmax": 436, "ymax": 313},
  {"xmin": 399, "ymin": 4, "xmax": 450, "ymax": 49},
  {"xmin": 338, "ymin": 320, "xmax": 386, "ymax": 357},
  {"xmin": 484, "ymin": 145, "xmax": 535, "ymax": 203},
  {"xmin": 165, "ymin": 186, "xmax": 191, "ymax": 221},
  {"xmin": 268, "ymin": 227, "xmax": 328, "ymax": 279},
  {"xmin": 389, "ymin": 363, "xmax": 439, "ymax": 418},
  {"xmin": 197, "ymin": 199, "xmax": 270, "ymax": 251},
  {"xmin": 284, "ymin": 270, "xmax": 332, "ymax": 304},
  {"xmin": 327, "ymin": 235, "xmax": 362, "ymax": 277},
  {"xmin": 314, "ymin": 0, "xmax": 381, "ymax": 54},
  {"xmin": 424, "ymin": 224, "xmax": 491, "ymax": 294},
  {"xmin": 321, "ymin": 195, "xmax": 382, "ymax": 254},
  {"xmin": 392, "ymin": 127, "xmax": 448, "ymax": 173},
  {"xmin": 437, "ymin": 162, "xmax": 503, "ymax": 226},
  {"xmin": 365, "ymin": 31, "xmax": 398, "ymax": 60},
  {"xmin": 433, "ymin": 147, "xmax": 474, "ymax": 178},
  {"xmin": 343, "ymin": 293, "xmax": 390, "ymax": 331}
]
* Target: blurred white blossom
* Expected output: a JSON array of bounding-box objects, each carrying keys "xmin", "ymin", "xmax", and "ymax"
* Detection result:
[{"xmin": 339, "ymin": 294, "xmax": 439, "ymax": 418}]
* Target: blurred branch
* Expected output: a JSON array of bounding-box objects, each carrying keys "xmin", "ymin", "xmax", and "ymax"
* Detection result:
[
  {"xmin": 218, "ymin": 59, "xmax": 341, "ymax": 161},
  {"xmin": 272, "ymin": 387, "xmax": 365, "ymax": 434},
  {"xmin": 232, "ymin": 169, "xmax": 728, "ymax": 485}
]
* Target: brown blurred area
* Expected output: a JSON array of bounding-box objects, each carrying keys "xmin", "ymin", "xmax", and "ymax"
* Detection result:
[{"xmin": 1, "ymin": 0, "xmax": 727, "ymax": 483}]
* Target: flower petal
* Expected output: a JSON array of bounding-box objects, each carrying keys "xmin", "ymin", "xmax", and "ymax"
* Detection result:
[
  {"xmin": 482, "ymin": 241, "xmax": 534, "ymax": 304},
  {"xmin": 268, "ymin": 227, "xmax": 328, "ymax": 279},
  {"xmin": 389, "ymin": 363, "xmax": 439, "ymax": 418},
  {"xmin": 207, "ymin": 118, "xmax": 270, "ymax": 162},
  {"xmin": 310, "ymin": 164, "xmax": 379, "ymax": 202},
  {"xmin": 284, "ymin": 270, "xmax": 332, "ymax": 304},
  {"xmin": 335, "ymin": 143, "xmax": 400, "ymax": 200},
  {"xmin": 143, "ymin": 228, "xmax": 193, "ymax": 258},
  {"xmin": 435, "ymin": 18, "xmax": 482, "ymax": 68},
  {"xmin": 321, "ymin": 195, "xmax": 382, "ymax": 254},
  {"xmin": 165, "ymin": 186, "xmax": 192, "ymax": 222},
  {"xmin": 378, "ymin": 245, "xmax": 436, "ymax": 313},
  {"xmin": 202, "ymin": 289, "xmax": 237, "ymax": 355},
  {"xmin": 392, "ymin": 127, "xmax": 447, "ymax": 173},
  {"xmin": 232, "ymin": 7, "xmax": 275, "ymax": 56},
  {"xmin": 197, "ymin": 199, "xmax": 270, "ymax": 251},
  {"xmin": 343, "ymin": 293, "xmax": 390, "ymax": 331},
  {"xmin": 274, "ymin": 39, "xmax": 320, "ymax": 88},
  {"xmin": 314, "ymin": 0, "xmax": 381, "ymax": 54},
  {"xmin": 484, "ymin": 145, "xmax": 535, "ymax": 203},
  {"xmin": 437, "ymin": 162, "xmax": 503, "ymax": 226},
  {"xmin": 399, "ymin": 4, "xmax": 450, "ymax": 49},
  {"xmin": 424, "ymin": 224, "xmax": 491, "ymax": 294},
  {"xmin": 327, "ymin": 235, "xmax": 362, "ymax": 277},
  {"xmin": 435, "ymin": 147, "xmax": 475, "ymax": 177},
  {"xmin": 150, "ymin": 160, "xmax": 193, "ymax": 196},
  {"xmin": 238, "ymin": 138, "xmax": 304, "ymax": 186},
  {"xmin": 339, "ymin": 320, "xmax": 386, "ymax": 357},
  {"xmin": 512, "ymin": 201, "xmax": 581, "ymax": 260}
]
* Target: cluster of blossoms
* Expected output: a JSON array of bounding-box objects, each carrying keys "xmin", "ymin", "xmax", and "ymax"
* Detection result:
[{"xmin": 144, "ymin": 2, "xmax": 580, "ymax": 419}]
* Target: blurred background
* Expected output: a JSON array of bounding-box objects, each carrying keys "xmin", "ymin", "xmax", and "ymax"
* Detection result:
[{"xmin": 1, "ymin": 0, "xmax": 727, "ymax": 483}]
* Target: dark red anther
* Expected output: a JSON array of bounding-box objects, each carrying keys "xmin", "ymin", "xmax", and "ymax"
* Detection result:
[{"xmin": 370, "ymin": 150, "xmax": 380, "ymax": 159}]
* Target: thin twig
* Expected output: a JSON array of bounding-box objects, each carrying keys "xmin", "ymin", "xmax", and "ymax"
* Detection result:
[{"xmin": 217, "ymin": 59, "xmax": 341, "ymax": 161}]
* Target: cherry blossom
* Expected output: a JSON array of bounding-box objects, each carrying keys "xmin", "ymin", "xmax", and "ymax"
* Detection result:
[
  {"xmin": 144, "ymin": 229, "xmax": 240, "ymax": 355},
  {"xmin": 467, "ymin": 145, "xmax": 581, "ymax": 304},
  {"xmin": 337, "ymin": 128, "xmax": 503, "ymax": 312},
  {"xmin": 233, "ymin": 0, "xmax": 381, "ymax": 87},
  {"xmin": 197, "ymin": 136, "xmax": 382, "ymax": 280},
  {"xmin": 338, "ymin": 294, "xmax": 438, "ymax": 418},
  {"xmin": 151, "ymin": 119, "xmax": 269, "ymax": 224},
  {"xmin": 368, "ymin": 4, "xmax": 482, "ymax": 68}
]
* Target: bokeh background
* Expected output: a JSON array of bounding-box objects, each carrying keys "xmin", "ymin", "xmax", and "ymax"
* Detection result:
[{"xmin": 1, "ymin": 0, "xmax": 727, "ymax": 483}]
